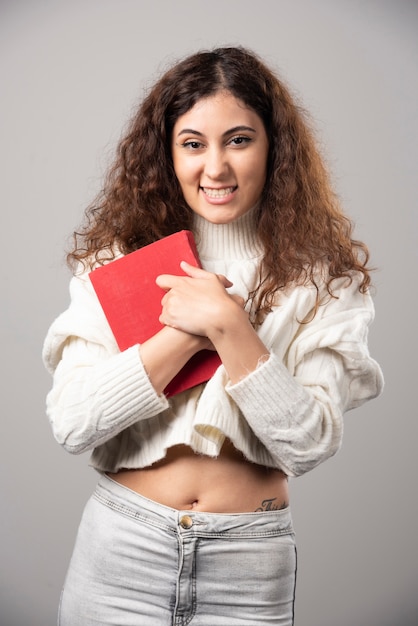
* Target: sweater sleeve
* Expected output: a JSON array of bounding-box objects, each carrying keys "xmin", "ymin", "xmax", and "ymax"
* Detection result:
[
  {"xmin": 226, "ymin": 276, "xmax": 384, "ymax": 477},
  {"xmin": 42, "ymin": 271, "xmax": 169, "ymax": 454}
]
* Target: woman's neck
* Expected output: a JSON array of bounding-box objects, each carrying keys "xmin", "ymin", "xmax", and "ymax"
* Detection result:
[{"xmin": 192, "ymin": 207, "xmax": 262, "ymax": 261}]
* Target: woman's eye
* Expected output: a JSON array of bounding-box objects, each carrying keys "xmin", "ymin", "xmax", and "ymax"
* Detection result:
[
  {"xmin": 182, "ymin": 140, "xmax": 204, "ymax": 150},
  {"xmin": 229, "ymin": 136, "xmax": 251, "ymax": 147}
]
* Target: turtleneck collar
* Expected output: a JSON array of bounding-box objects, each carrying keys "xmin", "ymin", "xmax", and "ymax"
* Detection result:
[{"xmin": 192, "ymin": 206, "xmax": 263, "ymax": 261}]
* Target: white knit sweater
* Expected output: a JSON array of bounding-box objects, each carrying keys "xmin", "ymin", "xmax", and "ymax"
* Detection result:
[{"xmin": 42, "ymin": 210, "xmax": 384, "ymax": 477}]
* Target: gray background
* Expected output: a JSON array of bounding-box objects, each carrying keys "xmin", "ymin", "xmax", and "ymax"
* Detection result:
[{"xmin": 1, "ymin": 1, "xmax": 417, "ymax": 624}]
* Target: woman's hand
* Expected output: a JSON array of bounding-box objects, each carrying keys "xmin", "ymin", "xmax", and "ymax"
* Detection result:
[
  {"xmin": 139, "ymin": 263, "xmax": 241, "ymax": 394},
  {"xmin": 156, "ymin": 262, "xmax": 269, "ymax": 384},
  {"xmin": 156, "ymin": 261, "xmax": 245, "ymax": 339}
]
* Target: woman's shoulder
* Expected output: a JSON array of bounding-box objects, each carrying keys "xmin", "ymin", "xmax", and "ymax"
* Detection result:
[{"xmin": 266, "ymin": 265, "xmax": 374, "ymax": 332}]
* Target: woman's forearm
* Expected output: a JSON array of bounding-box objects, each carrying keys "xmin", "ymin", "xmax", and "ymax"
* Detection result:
[{"xmin": 139, "ymin": 325, "xmax": 210, "ymax": 395}]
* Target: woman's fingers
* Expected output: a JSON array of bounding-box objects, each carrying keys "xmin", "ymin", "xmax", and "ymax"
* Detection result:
[
  {"xmin": 156, "ymin": 261, "xmax": 233, "ymax": 291},
  {"xmin": 179, "ymin": 261, "xmax": 234, "ymax": 288}
]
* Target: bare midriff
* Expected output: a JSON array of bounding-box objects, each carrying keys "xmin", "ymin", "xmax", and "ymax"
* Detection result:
[{"xmin": 108, "ymin": 439, "xmax": 289, "ymax": 513}]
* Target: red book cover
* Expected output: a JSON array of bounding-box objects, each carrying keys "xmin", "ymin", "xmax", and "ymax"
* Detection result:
[{"xmin": 89, "ymin": 230, "xmax": 221, "ymax": 397}]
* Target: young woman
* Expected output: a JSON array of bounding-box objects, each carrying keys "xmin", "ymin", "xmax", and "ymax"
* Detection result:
[{"xmin": 43, "ymin": 46, "xmax": 384, "ymax": 625}]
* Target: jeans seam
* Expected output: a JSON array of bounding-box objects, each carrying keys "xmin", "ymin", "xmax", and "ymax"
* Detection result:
[
  {"xmin": 187, "ymin": 529, "xmax": 295, "ymax": 539},
  {"xmin": 291, "ymin": 543, "xmax": 298, "ymax": 626},
  {"xmin": 174, "ymin": 537, "xmax": 197, "ymax": 626},
  {"xmin": 93, "ymin": 491, "xmax": 176, "ymax": 534}
]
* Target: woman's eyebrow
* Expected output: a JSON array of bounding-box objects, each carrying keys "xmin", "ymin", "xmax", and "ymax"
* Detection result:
[
  {"xmin": 224, "ymin": 125, "xmax": 256, "ymax": 135},
  {"xmin": 176, "ymin": 125, "xmax": 257, "ymax": 138},
  {"xmin": 177, "ymin": 128, "xmax": 204, "ymax": 137}
]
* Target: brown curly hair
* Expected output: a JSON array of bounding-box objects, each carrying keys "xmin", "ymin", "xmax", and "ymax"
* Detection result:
[{"xmin": 68, "ymin": 46, "xmax": 371, "ymax": 320}]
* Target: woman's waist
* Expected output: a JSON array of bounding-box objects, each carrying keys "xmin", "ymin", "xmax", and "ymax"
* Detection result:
[{"xmin": 108, "ymin": 441, "xmax": 288, "ymax": 513}]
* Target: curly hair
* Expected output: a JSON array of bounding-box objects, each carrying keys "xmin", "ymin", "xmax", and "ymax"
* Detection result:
[{"xmin": 68, "ymin": 46, "xmax": 371, "ymax": 320}]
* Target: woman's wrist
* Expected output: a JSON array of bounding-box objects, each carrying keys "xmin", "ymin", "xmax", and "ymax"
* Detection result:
[
  {"xmin": 206, "ymin": 298, "xmax": 249, "ymax": 343},
  {"xmin": 162, "ymin": 325, "xmax": 211, "ymax": 354},
  {"xmin": 206, "ymin": 303, "xmax": 269, "ymax": 384},
  {"xmin": 139, "ymin": 325, "xmax": 211, "ymax": 395}
]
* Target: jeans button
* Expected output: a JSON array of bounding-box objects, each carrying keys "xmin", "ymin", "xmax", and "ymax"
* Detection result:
[{"xmin": 179, "ymin": 515, "xmax": 193, "ymax": 529}]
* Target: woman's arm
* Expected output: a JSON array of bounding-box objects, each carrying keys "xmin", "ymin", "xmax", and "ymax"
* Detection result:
[
  {"xmin": 43, "ymin": 270, "xmax": 210, "ymax": 454},
  {"xmin": 223, "ymin": 279, "xmax": 384, "ymax": 476},
  {"xmin": 168, "ymin": 268, "xmax": 384, "ymax": 477}
]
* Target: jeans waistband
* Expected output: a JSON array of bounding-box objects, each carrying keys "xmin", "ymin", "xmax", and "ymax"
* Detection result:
[{"xmin": 95, "ymin": 473, "xmax": 294, "ymax": 538}]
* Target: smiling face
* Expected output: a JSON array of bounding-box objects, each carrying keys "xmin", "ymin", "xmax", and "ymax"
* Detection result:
[{"xmin": 171, "ymin": 91, "xmax": 269, "ymax": 224}]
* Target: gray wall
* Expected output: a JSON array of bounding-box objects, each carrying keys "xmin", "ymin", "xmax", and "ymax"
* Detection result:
[{"xmin": 1, "ymin": 1, "xmax": 417, "ymax": 624}]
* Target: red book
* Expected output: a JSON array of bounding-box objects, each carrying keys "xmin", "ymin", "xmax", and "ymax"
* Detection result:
[{"xmin": 89, "ymin": 230, "xmax": 221, "ymax": 397}]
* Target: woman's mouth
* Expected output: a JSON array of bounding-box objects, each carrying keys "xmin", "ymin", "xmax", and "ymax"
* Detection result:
[{"xmin": 201, "ymin": 186, "xmax": 237, "ymax": 198}]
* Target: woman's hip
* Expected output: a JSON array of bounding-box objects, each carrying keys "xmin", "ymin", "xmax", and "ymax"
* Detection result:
[{"xmin": 58, "ymin": 474, "xmax": 297, "ymax": 625}]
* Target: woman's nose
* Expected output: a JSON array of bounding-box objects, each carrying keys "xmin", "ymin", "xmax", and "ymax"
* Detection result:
[{"xmin": 203, "ymin": 147, "xmax": 229, "ymax": 179}]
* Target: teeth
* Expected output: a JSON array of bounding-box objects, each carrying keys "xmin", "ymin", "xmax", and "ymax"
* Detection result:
[{"xmin": 202, "ymin": 187, "xmax": 235, "ymax": 198}]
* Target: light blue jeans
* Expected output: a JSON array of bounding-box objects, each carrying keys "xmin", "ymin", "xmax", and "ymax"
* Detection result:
[{"xmin": 58, "ymin": 474, "xmax": 297, "ymax": 625}]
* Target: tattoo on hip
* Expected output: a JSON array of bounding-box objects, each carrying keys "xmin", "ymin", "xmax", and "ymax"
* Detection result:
[{"xmin": 255, "ymin": 497, "xmax": 288, "ymax": 512}]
